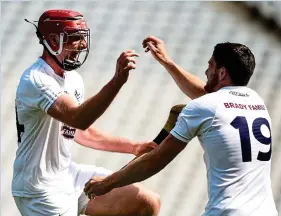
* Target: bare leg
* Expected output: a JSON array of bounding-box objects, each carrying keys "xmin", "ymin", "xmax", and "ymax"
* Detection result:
[{"xmin": 84, "ymin": 182, "xmax": 161, "ymax": 216}]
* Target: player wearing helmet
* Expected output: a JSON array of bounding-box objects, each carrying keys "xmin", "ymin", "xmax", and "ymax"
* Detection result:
[
  {"xmin": 12, "ymin": 10, "xmax": 160, "ymax": 216},
  {"xmin": 34, "ymin": 10, "xmax": 90, "ymax": 72}
]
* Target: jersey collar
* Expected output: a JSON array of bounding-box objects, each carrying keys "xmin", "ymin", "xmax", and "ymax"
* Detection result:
[
  {"xmin": 38, "ymin": 58, "xmax": 65, "ymax": 82},
  {"xmin": 220, "ymin": 86, "xmax": 249, "ymax": 91}
]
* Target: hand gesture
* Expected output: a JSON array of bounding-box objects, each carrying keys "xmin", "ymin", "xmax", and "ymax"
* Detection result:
[
  {"xmin": 84, "ymin": 176, "xmax": 111, "ymax": 199},
  {"xmin": 113, "ymin": 50, "xmax": 139, "ymax": 85},
  {"xmin": 142, "ymin": 36, "xmax": 171, "ymax": 65},
  {"xmin": 133, "ymin": 141, "xmax": 157, "ymax": 156}
]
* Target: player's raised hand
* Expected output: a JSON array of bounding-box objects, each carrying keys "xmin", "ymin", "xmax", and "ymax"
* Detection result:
[
  {"xmin": 142, "ymin": 36, "xmax": 171, "ymax": 65},
  {"xmin": 113, "ymin": 49, "xmax": 139, "ymax": 85}
]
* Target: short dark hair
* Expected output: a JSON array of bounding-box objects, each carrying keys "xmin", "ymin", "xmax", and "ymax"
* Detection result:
[{"xmin": 213, "ymin": 42, "xmax": 255, "ymax": 86}]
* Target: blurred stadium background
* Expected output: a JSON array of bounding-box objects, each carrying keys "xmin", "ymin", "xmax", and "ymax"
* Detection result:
[{"xmin": 1, "ymin": 1, "xmax": 281, "ymax": 215}]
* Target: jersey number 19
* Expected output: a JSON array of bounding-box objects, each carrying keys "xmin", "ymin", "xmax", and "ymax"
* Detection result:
[{"xmin": 231, "ymin": 116, "xmax": 271, "ymax": 162}]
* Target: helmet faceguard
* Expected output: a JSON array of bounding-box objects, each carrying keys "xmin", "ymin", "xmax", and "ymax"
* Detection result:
[
  {"xmin": 58, "ymin": 26, "xmax": 90, "ymax": 71},
  {"xmin": 26, "ymin": 10, "xmax": 90, "ymax": 71}
]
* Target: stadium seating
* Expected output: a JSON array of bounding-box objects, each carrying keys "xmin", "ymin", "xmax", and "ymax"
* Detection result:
[{"xmin": 2, "ymin": 2, "xmax": 281, "ymax": 215}]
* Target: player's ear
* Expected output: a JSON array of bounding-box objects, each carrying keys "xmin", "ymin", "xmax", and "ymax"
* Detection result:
[
  {"xmin": 48, "ymin": 33, "xmax": 59, "ymax": 47},
  {"xmin": 219, "ymin": 67, "xmax": 227, "ymax": 81}
]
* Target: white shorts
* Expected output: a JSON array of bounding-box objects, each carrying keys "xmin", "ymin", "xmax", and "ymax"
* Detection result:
[{"xmin": 14, "ymin": 163, "xmax": 112, "ymax": 216}]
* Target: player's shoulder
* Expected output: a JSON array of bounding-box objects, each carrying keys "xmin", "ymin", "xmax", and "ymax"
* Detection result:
[
  {"xmin": 190, "ymin": 92, "xmax": 219, "ymax": 109},
  {"xmin": 183, "ymin": 93, "xmax": 218, "ymax": 117},
  {"xmin": 17, "ymin": 60, "xmax": 42, "ymax": 92},
  {"xmin": 17, "ymin": 59, "xmax": 60, "ymax": 97}
]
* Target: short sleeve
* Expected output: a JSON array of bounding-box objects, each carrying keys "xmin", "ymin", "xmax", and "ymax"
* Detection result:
[
  {"xmin": 170, "ymin": 99, "xmax": 215, "ymax": 144},
  {"xmin": 18, "ymin": 71, "xmax": 63, "ymax": 113}
]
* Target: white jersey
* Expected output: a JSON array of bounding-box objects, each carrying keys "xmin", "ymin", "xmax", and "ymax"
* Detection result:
[
  {"xmin": 171, "ymin": 86, "xmax": 278, "ymax": 216},
  {"xmin": 12, "ymin": 58, "xmax": 85, "ymax": 199}
]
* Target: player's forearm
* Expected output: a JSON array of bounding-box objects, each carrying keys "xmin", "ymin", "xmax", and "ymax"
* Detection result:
[
  {"xmin": 72, "ymin": 79, "xmax": 123, "ymax": 130},
  {"xmin": 75, "ymin": 127, "xmax": 138, "ymax": 154},
  {"xmin": 161, "ymin": 60, "xmax": 207, "ymax": 99},
  {"xmin": 106, "ymin": 149, "xmax": 167, "ymax": 190}
]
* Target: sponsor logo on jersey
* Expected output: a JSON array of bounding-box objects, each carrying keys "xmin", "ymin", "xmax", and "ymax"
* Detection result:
[
  {"xmin": 229, "ymin": 91, "xmax": 249, "ymax": 97},
  {"xmin": 61, "ymin": 124, "xmax": 76, "ymax": 139},
  {"xmin": 64, "ymin": 89, "xmax": 82, "ymax": 104},
  {"xmin": 224, "ymin": 102, "xmax": 266, "ymax": 111}
]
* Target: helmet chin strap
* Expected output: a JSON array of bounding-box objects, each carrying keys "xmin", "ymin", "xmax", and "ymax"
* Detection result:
[
  {"xmin": 42, "ymin": 40, "xmax": 70, "ymax": 71},
  {"xmin": 43, "ymin": 42, "xmax": 78, "ymax": 71},
  {"xmin": 24, "ymin": 19, "xmax": 81, "ymax": 71},
  {"xmin": 63, "ymin": 59, "xmax": 82, "ymax": 71},
  {"xmin": 42, "ymin": 33, "xmax": 82, "ymax": 71}
]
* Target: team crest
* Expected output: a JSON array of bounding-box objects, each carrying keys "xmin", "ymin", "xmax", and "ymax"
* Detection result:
[
  {"xmin": 74, "ymin": 90, "xmax": 82, "ymax": 103},
  {"xmin": 61, "ymin": 124, "xmax": 76, "ymax": 139}
]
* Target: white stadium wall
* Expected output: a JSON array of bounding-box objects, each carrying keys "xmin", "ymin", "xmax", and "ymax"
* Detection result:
[{"xmin": 1, "ymin": 2, "xmax": 281, "ymax": 216}]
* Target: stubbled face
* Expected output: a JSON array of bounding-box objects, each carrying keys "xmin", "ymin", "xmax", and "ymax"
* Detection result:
[
  {"xmin": 204, "ymin": 56, "xmax": 221, "ymax": 93},
  {"xmin": 49, "ymin": 32, "xmax": 87, "ymax": 64},
  {"xmin": 61, "ymin": 33, "xmax": 87, "ymax": 62}
]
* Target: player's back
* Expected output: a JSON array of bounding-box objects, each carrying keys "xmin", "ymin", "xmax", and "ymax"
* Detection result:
[{"xmin": 195, "ymin": 86, "xmax": 277, "ymax": 216}]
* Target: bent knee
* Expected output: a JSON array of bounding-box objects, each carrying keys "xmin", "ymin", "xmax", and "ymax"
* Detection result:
[
  {"xmin": 148, "ymin": 192, "xmax": 161, "ymax": 216},
  {"xmin": 137, "ymin": 188, "xmax": 161, "ymax": 216}
]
